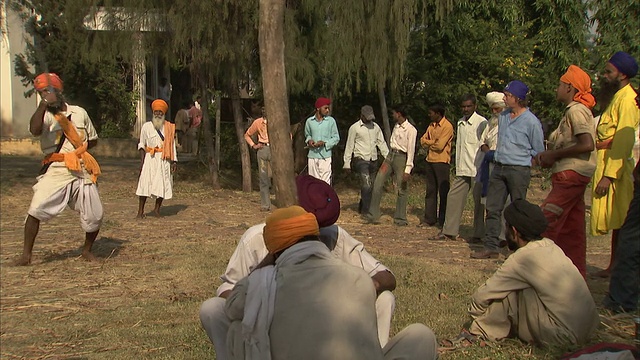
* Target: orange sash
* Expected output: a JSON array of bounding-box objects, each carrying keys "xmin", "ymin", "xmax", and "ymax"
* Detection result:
[
  {"xmin": 42, "ymin": 113, "xmax": 101, "ymax": 183},
  {"xmin": 145, "ymin": 146, "xmax": 163, "ymax": 155}
]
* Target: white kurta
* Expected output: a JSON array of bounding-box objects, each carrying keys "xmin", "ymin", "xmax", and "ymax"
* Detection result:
[{"xmin": 136, "ymin": 121, "xmax": 177, "ymax": 199}]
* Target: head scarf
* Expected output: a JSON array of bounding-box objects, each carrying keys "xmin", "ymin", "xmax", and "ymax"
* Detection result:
[
  {"xmin": 34, "ymin": 73, "xmax": 63, "ymax": 92},
  {"xmin": 503, "ymin": 199, "xmax": 548, "ymax": 239},
  {"xmin": 608, "ymin": 51, "xmax": 638, "ymax": 79},
  {"xmin": 263, "ymin": 206, "xmax": 320, "ymax": 254},
  {"xmin": 361, "ymin": 105, "xmax": 375, "ymax": 120},
  {"xmin": 151, "ymin": 99, "xmax": 169, "ymax": 114},
  {"xmin": 315, "ymin": 97, "xmax": 331, "ymax": 109},
  {"xmin": 560, "ymin": 65, "xmax": 596, "ymax": 109},
  {"xmin": 504, "ymin": 80, "xmax": 529, "ymax": 100},
  {"xmin": 296, "ymin": 175, "xmax": 340, "ymax": 227},
  {"xmin": 486, "ymin": 92, "xmax": 506, "ymax": 108}
]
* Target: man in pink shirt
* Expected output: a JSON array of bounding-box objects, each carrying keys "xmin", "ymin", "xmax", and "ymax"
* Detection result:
[{"xmin": 244, "ymin": 106, "xmax": 271, "ymax": 211}]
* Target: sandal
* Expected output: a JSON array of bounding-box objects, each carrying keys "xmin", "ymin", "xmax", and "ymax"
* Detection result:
[
  {"xmin": 439, "ymin": 329, "xmax": 485, "ymax": 352},
  {"xmin": 429, "ymin": 233, "xmax": 459, "ymax": 241}
]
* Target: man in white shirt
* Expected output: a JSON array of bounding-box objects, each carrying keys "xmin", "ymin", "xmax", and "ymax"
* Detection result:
[
  {"xmin": 434, "ymin": 94, "xmax": 487, "ymax": 240},
  {"xmin": 199, "ymin": 175, "xmax": 397, "ymax": 359},
  {"xmin": 366, "ymin": 104, "xmax": 418, "ymax": 226},
  {"xmin": 344, "ymin": 105, "xmax": 389, "ymax": 214}
]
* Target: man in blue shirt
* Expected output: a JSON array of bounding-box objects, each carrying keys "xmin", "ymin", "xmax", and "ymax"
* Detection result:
[
  {"xmin": 471, "ymin": 80, "xmax": 545, "ymax": 259},
  {"xmin": 305, "ymin": 97, "xmax": 340, "ymax": 184}
]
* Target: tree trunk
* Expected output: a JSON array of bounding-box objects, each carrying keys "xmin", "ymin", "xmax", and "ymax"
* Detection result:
[
  {"xmin": 230, "ymin": 69, "xmax": 252, "ymax": 192},
  {"xmin": 259, "ymin": 0, "xmax": 297, "ymax": 207},
  {"xmin": 199, "ymin": 76, "xmax": 220, "ymax": 189},
  {"xmin": 215, "ymin": 94, "xmax": 221, "ymax": 170},
  {"xmin": 378, "ymin": 82, "xmax": 391, "ymax": 143}
]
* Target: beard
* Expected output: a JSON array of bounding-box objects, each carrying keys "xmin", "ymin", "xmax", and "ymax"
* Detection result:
[
  {"xmin": 152, "ymin": 115, "xmax": 165, "ymax": 130},
  {"xmin": 489, "ymin": 114, "xmax": 499, "ymax": 127},
  {"xmin": 597, "ymin": 77, "xmax": 620, "ymax": 111}
]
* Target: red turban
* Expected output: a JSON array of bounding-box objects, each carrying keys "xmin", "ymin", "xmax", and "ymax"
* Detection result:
[
  {"xmin": 151, "ymin": 99, "xmax": 169, "ymax": 114},
  {"xmin": 560, "ymin": 65, "xmax": 596, "ymax": 109},
  {"xmin": 34, "ymin": 73, "xmax": 63, "ymax": 92},
  {"xmin": 315, "ymin": 97, "xmax": 331, "ymax": 109},
  {"xmin": 263, "ymin": 206, "xmax": 320, "ymax": 254},
  {"xmin": 296, "ymin": 175, "xmax": 340, "ymax": 228}
]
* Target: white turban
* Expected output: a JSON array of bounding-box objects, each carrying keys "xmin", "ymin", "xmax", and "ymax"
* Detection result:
[{"xmin": 486, "ymin": 92, "xmax": 506, "ymax": 108}]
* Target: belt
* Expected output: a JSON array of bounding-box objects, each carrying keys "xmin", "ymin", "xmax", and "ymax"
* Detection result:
[
  {"xmin": 390, "ymin": 148, "xmax": 407, "ymax": 155},
  {"xmin": 259, "ymin": 142, "xmax": 270, "ymax": 146},
  {"xmin": 494, "ymin": 161, "xmax": 529, "ymax": 168}
]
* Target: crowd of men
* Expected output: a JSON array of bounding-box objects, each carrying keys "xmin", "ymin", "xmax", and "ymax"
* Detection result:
[{"xmin": 14, "ymin": 50, "xmax": 640, "ymax": 358}]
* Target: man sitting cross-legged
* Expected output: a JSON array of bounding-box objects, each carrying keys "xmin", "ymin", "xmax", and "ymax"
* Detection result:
[
  {"xmin": 225, "ymin": 205, "xmax": 438, "ymax": 360},
  {"xmin": 199, "ymin": 175, "xmax": 399, "ymax": 359},
  {"xmin": 443, "ymin": 199, "xmax": 599, "ymax": 350}
]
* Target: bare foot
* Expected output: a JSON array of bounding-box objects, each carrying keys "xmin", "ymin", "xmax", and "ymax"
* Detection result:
[
  {"xmin": 81, "ymin": 251, "xmax": 101, "ymax": 263},
  {"xmin": 136, "ymin": 213, "xmax": 146, "ymax": 219},
  {"xmin": 152, "ymin": 210, "xmax": 162, "ymax": 217},
  {"xmin": 12, "ymin": 255, "xmax": 32, "ymax": 266}
]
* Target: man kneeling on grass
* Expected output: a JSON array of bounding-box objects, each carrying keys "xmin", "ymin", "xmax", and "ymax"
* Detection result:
[{"xmin": 442, "ymin": 199, "xmax": 599, "ymax": 350}]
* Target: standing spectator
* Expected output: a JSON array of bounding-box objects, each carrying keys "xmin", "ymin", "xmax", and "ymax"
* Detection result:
[
  {"xmin": 419, "ymin": 104, "xmax": 454, "ymax": 227},
  {"xmin": 590, "ymin": 51, "xmax": 640, "ymax": 277},
  {"xmin": 366, "ymin": 104, "xmax": 417, "ymax": 226},
  {"xmin": 244, "ymin": 106, "xmax": 272, "ymax": 212},
  {"xmin": 186, "ymin": 101, "xmax": 203, "ymax": 154},
  {"xmin": 472, "ymin": 80, "xmax": 545, "ymax": 259},
  {"xmin": 343, "ymin": 105, "xmax": 389, "ymax": 214},
  {"xmin": 603, "ymin": 103, "xmax": 640, "ymax": 312},
  {"xmin": 136, "ymin": 99, "xmax": 177, "ymax": 218},
  {"xmin": 535, "ymin": 65, "xmax": 596, "ymax": 277},
  {"xmin": 174, "ymin": 101, "xmax": 191, "ymax": 152},
  {"xmin": 474, "ymin": 92, "xmax": 509, "ymax": 244},
  {"xmin": 434, "ymin": 95, "xmax": 487, "ymax": 240},
  {"xmin": 15, "ymin": 73, "xmax": 103, "ymax": 265},
  {"xmin": 304, "ymin": 97, "xmax": 340, "ymax": 184}
]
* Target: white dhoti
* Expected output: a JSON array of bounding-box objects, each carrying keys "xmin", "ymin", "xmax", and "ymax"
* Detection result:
[
  {"xmin": 308, "ymin": 158, "xmax": 332, "ymax": 184},
  {"xmin": 28, "ymin": 166, "xmax": 103, "ymax": 233},
  {"xmin": 136, "ymin": 153, "xmax": 173, "ymax": 199}
]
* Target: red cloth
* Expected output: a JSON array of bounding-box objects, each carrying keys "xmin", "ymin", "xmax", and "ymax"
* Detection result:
[
  {"xmin": 541, "ymin": 170, "xmax": 591, "ymax": 277},
  {"xmin": 314, "ymin": 97, "xmax": 331, "ymax": 109}
]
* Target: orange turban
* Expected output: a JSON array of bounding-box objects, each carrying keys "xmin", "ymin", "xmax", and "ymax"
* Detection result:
[
  {"xmin": 151, "ymin": 99, "xmax": 169, "ymax": 114},
  {"xmin": 263, "ymin": 206, "xmax": 320, "ymax": 254},
  {"xmin": 34, "ymin": 73, "xmax": 63, "ymax": 92},
  {"xmin": 560, "ymin": 65, "xmax": 596, "ymax": 109}
]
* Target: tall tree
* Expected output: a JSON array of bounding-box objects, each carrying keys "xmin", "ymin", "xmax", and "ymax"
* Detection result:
[{"xmin": 259, "ymin": 0, "xmax": 296, "ymax": 206}]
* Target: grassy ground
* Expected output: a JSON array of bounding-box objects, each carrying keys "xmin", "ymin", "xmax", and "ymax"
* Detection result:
[{"xmin": 0, "ymin": 156, "xmax": 636, "ymax": 359}]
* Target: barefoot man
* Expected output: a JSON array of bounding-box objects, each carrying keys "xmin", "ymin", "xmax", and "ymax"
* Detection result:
[
  {"xmin": 16, "ymin": 73, "xmax": 103, "ymax": 265},
  {"xmin": 136, "ymin": 99, "xmax": 177, "ymax": 218}
]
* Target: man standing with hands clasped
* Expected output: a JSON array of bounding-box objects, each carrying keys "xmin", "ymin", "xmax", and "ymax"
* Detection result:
[
  {"xmin": 305, "ymin": 97, "xmax": 340, "ymax": 184},
  {"xmin": 536, "ymin": 65, "xmax": 596, "ymax": 277},
  {"xmin": 343, "ymin": 105, "xmax": 389, "ymax": 214}
]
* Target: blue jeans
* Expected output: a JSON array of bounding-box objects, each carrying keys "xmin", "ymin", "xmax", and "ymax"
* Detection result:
[
  {"xmin": 603, "ymin": 182, "xmax": 640, "ymax": 313},
  {"xmin": 352, "ymin": 158, "xmax": 378, "ymax": 214}
]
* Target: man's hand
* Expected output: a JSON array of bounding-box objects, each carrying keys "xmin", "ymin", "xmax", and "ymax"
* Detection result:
[
  {"xmin": 307, "ymin": 140, "xmax": 316, "ymax": 147},
  {"xmin": 252, "ymin": 143, "xmax": 264, "ymax": 150},
  {"xmin": 402, "ymin": 173, "xmax": 410, "ymax": 182},
  {"xmin": 595, "ymin": 176, "xmax": 613, "ymax": 196},
  {"xmin": 480, "ymin": 144, "xmax": 490, "ymax": 153},
  {"xmin": 171, "ymin": 162, "xmax": 177, "ymax": 173},
  {"xmin": 535, "ymin": 151, "xmax": 555, "ymax": 168},
  {"xmin": 315, "ymin": 140, "xmax": 325, "ymax": 148}
]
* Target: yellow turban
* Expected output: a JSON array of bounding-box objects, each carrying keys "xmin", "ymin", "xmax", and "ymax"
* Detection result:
[
  {"xmin": 151, "ymin": 99, "xmax": 169, "ymax": 114},
  {"xmin": 263, "ymin": 206, "xmax": 320, "ymax": 254},
  {"xmin": 560, "ymin": 65, "xmax": 596, "ymax": 109}
]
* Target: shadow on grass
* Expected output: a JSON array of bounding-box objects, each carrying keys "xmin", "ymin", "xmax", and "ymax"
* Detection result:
[
  {"xmin": 41, "ymin": 237, "xmax": 128, "ymax": 263},
  {"xmin": 160, "ymin": 204, "xmax": 188, "ymax": 216}
]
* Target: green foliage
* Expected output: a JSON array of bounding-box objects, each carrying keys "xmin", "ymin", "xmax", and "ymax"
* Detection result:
[
  {"xmin": 11, "ymin": 0, "xmax": 136, "ymax": 138},
  {"xmin": 397, "ymin": 0, "xmax": 590, "ymax": 133}
]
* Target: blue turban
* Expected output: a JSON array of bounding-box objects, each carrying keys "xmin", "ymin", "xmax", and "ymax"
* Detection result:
[
  {"xmin": 504, "ymin": 80, "xmax": 529, "ymax": 100},
  {"xmin": 609, "ymin": 51, "xmax": 638, "ymax": 78}
]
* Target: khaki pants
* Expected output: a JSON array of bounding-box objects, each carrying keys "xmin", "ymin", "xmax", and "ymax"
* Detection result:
[{"xmin": 442, "ymin": 176, "xmax": 484, "ymax": 238}]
